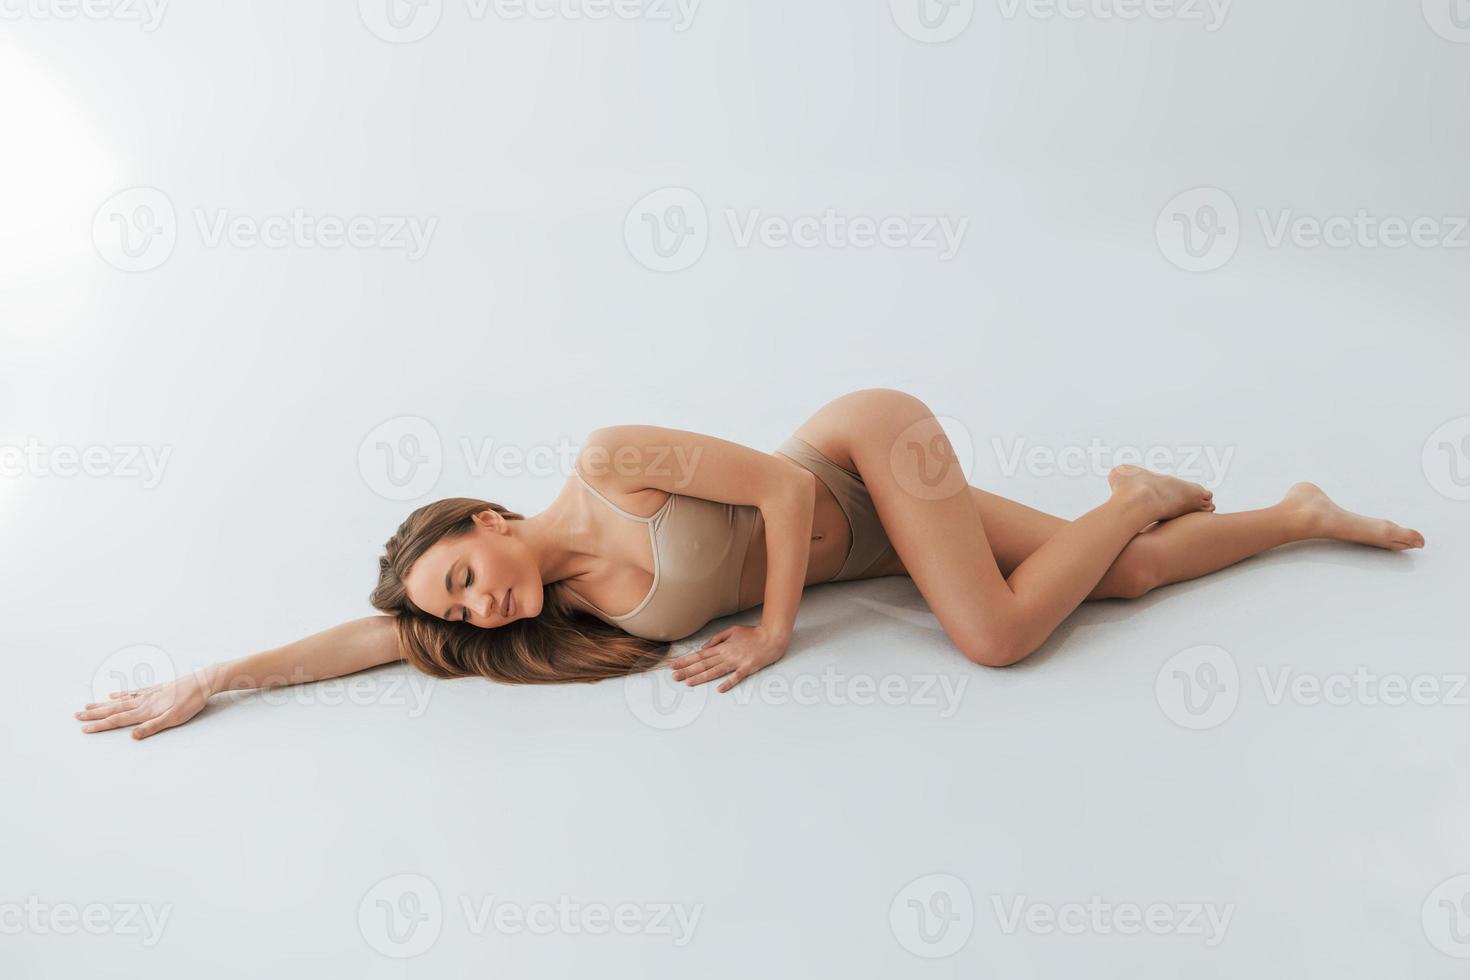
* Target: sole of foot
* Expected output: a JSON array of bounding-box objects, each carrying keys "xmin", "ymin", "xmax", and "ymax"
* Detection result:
[{"xmin": 1108, "ymin": 464, "xmax": 1215, "ymax": 521}]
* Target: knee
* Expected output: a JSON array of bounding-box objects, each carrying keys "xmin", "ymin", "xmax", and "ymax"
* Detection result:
[
  {"xmin": 1103, "ymin": 539, "xmax": 1165, "ymax": 599},
  {"xmin": 955, "ymin": 629, "xmax": 1032, "ymax": 669}
]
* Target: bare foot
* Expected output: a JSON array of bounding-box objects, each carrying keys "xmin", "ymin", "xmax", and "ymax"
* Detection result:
[
  {"xmin": 1108, "ymin": 464, "xmax": 1216, "ymax": 521},
  {"xmin": 1283, "ymin": 482, "xmax": 1425, "ymax": 551}
]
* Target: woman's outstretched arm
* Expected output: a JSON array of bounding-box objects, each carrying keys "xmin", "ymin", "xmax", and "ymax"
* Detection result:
[{"xmin": 75, "ymin": 615, "xmax": 401, "ymax": 741}]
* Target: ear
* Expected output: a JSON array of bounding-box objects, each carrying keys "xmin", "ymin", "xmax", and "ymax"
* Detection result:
[{"xmin": 471, "ymin": 508, "xmax": 507, "ymax": 533}]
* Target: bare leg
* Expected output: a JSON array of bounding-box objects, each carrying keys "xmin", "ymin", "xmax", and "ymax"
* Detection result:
[
  {"xmin": 965, "ymin": 482, "xmax": 1425, "ymax": 601},
  {"xmin": 791, "ymin": 389, "xmax": 1423, "ymax": 668},
  {"xmin": 794, "ymin": 390, "xmax": 1215, "ymax": 667}
]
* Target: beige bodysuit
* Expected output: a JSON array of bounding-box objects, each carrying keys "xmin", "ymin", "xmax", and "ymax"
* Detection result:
[{"xmin": 565, "ymin": 436, "xmax": 898, "ymax": 642}]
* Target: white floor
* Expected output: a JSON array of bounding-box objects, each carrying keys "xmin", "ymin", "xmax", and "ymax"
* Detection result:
[{"xmin": 4, "ymin": 3, "xmax": 1470, "ymax": 978}]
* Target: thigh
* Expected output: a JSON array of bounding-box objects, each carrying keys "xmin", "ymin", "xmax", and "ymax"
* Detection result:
[
  {"xmin": 791, "ymin": 392, "xmax": 1067, "ymax": 579},
  {"xmin": 859, "ymin": 488, "xmax": 1065, "ymax": 579},
  {"xmin": 790, "ymin": 389, "xmax": 1016, "ymax": 649},
  {"xmin": 966, "ymin": 488, "xmax": 1066, "ymax": 576}
]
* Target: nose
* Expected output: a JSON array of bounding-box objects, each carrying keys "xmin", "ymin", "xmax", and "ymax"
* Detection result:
[{"xmin": 470, "ymin": 587, "xmax": 497, "ymax": 622}]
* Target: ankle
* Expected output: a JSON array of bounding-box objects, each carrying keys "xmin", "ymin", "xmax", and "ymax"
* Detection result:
[
  {"xmin": 1277, "ymin": 498, "xmax": 1324, "ymax": 539},
  {"xmin": 1105, "ymin": 483, "xmax": 1164, "ymax": 525}
]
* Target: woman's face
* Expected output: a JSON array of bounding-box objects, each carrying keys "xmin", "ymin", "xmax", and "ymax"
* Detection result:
[{"xmin": 403, "ymin": 510, "xmax": 544, "ymax": 628}]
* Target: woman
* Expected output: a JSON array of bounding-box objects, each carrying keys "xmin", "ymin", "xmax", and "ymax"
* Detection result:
[{"xmin": 76, "ymin": 389, "xmax": 1424, "ymax": 740}]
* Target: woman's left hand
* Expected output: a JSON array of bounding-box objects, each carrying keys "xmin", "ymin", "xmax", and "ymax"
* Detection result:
[{"xmin": 670, "ymin": 625, "xmax": 789, "ymax": 693}]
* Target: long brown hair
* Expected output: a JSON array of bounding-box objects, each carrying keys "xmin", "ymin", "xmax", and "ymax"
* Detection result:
[{"xmin": 370, "ymin": 497, "xmax": 670, "ymax": 683}]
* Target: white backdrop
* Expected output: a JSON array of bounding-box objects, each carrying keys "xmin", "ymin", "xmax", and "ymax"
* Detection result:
[{"xmin": 3, "ymin": 2, "xmax": 1469, "ymax": 977}]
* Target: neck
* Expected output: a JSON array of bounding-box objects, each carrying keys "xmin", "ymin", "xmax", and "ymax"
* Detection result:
[{"xmin": 509, "ymin": 483, "xmax": 601, "ymax": 588}]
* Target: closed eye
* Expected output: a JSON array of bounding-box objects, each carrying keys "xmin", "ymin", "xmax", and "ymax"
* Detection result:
[{"xmin": 460, "ymin": 569, "xmax": 473, "ymax": 621}]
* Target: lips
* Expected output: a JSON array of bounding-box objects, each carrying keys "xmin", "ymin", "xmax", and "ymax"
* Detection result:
[{"xmin": 502, "ymin": 587, "xmax": 514, "ymax": 618}]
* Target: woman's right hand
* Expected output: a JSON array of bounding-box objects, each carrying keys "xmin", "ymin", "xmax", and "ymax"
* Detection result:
[{"xmin": 75, "ymin": 670, "xmax": 216, "ymax": 741}]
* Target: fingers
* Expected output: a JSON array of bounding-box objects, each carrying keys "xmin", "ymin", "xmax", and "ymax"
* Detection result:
[
  {"xmin": 682, "ymin": 658, "xmax": 736, "ymax": 688},
  {"xmin": 79, "ymin": 706, "xmax": 151, "ymax": 734},
  {"xmin": 670, "ymin": 641, "xmax": 728, "ymax": 681},
  {"xmin": 669, "ymin": 632, "xmax": 731, "ymax": 672},
  {"xmin": 668, "ymin": 650, "xmax": 705, "ymax": 674},
  {"xmin": 131, "ymin": 713, "xmax": 175, "ymax": 740},
  {"xmin": 665, "ymin": 625, "xmax": 781, "ymax": 694},
  {"xmin": 75, "ymin": 697, "xmax": 142, "ymax": 721}
]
